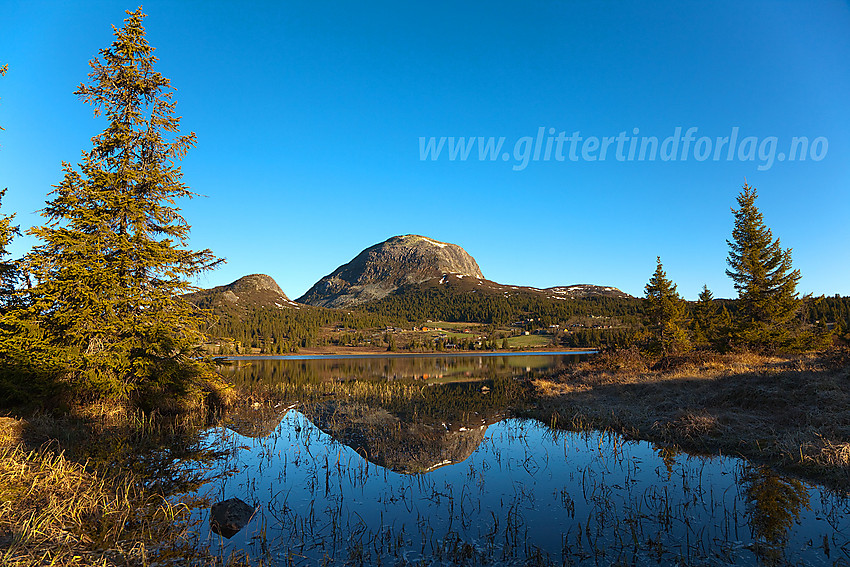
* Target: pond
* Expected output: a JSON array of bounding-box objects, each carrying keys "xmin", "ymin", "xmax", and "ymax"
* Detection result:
[{"xmin": 184, "ymin": 354, "xmax": 850, "ymax": 566}]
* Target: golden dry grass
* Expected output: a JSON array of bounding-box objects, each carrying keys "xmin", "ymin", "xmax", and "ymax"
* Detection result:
[
  {"xmin": 529, "ymin": 347, "xmax": 850, "ymax": 488},
  {"xmin": 0, "ymin": 444, "xmax": 194, "ymax": 566},
  {"xmin": 0, "ymin": 417, "xmax": 24, "ymax": 447},
  {"xmin": 0, "ymin": 370, "xmax": 243, "ymax": 566}
]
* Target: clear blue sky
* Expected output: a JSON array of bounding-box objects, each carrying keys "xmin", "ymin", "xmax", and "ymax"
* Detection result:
[{"xmin": 1, "ymin": 1, "xmax": 848, "ymax": 300}]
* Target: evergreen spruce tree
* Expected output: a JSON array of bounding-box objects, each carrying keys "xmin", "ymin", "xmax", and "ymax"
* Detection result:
[
  {"xmin": 726, "ymin": 184, "xmax": 801, "ymax": 351},
  {"xmin": 1, "ymin": 65, "xmax": 62, "ymax": 405},
  {"xmin": 644, "ymin": 257, "xmax": 690, "ymax": 356},
  {"xmin": 0, "ymin": 190, "xmax": 17, "ymax": 308},
  {"xmin": 0, "ymin": 210, "xmax": 60, "ymax": 405},
  {"xmin": 691, "ymin": 285, "xmax": 722, "ymax": 349},
  {"xmin": 0, "ymin": 63, "xmax": 15, "ymax": 303},
  {"xmin": 26, "ymin": 9, "xmax": 221, "ymax": 400}
]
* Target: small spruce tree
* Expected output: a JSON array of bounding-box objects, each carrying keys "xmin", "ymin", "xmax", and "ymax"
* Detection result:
[
  {"xmin": 691, "ymin": 285, "xmax": 723, "ymax": 350},
  {"xmin": 0, "ymin": 189, "xmax": 18, "ymax": 308},
  {"xmin": 644, "ymin": 257, "xmax": 690, "ymax": 356},
  {"xmin": 0, "ymin": 64, "xmax": 15, "ymax": 304},
  {"xmin": 0, "ymin": 65, "xmax": 64, "ymax": 406}
]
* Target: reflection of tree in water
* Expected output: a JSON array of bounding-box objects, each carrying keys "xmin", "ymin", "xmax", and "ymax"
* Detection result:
[
  {"xmin": 652, "ymin": 443, "xmax": 680, "ymax": 480},
  {"xmin": 219, "ymin": 357, "xmax": 536, "ymax": 417},
  {"xmin": 229, "ymin": 356, "xmax": 490, "ymax": 384},
  {"xmin": 219, "ymin": 355, "xmax": 568, "ymax": 399},
  {"xmin": 741, "ymin": 464, "xmax": 811, "ymax": 564}
]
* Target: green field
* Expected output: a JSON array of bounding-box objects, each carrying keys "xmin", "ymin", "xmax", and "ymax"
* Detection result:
[{"xmin": 505, "ymin": 334, "xmax": 552, "ymax": 348}]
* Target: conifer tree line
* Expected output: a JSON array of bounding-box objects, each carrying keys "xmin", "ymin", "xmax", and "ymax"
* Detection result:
[
  {"xmin": 643, "ymin": 183, "xmax": 833, "ymax": 357},
  {"xmin": 199, "ymin": 302, "xmax": 400, "ymax": 354},
  {"xmin": 362, "ymin": 283, "xmax": 644, "ymax": 328}
]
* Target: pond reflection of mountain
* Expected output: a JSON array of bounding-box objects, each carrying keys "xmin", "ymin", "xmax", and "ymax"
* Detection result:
[
  {"xmin": 196, "ymin": 410, "xmax": 850, "ymax": 566},
  {"xmin": 217, "ymin": 355, "xmax": 574, "ymax": 473},
  {"xmin": 223, "ymin": 395, "xmax": 507, "ymax": 474},
  {"xmin": 302, "ymin": 399, "xmax": 505, "ymax": 474}
]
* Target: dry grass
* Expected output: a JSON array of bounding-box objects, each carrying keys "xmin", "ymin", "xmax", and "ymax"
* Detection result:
[
  {"xmin": 0, "ymin": 444, "xmax": 196, "ymax": 566},
  {"xmin": 528, "ymin": 347, "xmax": 850, "ymax": 489},
  {"xmin": 0, "ymin": 370, "xmax": 244, "ymax": 566},
  {"xmin": 0, "ymin": 417, "xmax": 24, "ymax": 447}
]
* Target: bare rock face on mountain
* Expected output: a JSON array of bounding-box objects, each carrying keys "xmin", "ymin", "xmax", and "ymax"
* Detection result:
[
  {"xmin": 184, "ymin": 274, "xmax": 295, "ymax": 312},
  {"xmin": 297, "ymin": 235, "xmax": 484, "ymax": 308}
]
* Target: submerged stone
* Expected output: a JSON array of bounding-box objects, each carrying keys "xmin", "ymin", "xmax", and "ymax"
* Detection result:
[{"xmin": 210, "ymin": 497, "xmax": 255, "ymax": 538}]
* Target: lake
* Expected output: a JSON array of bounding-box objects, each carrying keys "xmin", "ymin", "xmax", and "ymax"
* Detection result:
[{"xmin": 183, "ymin": 353, "xmax": 850, "ymax": 565}]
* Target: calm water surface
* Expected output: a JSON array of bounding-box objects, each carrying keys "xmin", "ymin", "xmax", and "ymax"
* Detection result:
[{"xmin": 183, "ymin": 354, "xmax": 850, "ymax": 566}]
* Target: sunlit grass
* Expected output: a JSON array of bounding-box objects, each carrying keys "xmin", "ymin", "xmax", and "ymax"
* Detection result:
[
  {"xmin": 506, "ymin": 334, "xmax": 552, "ymax": 348},
  {"xmin": 0, "ymin": 444, "xmax": 194, "ymax": 566}
]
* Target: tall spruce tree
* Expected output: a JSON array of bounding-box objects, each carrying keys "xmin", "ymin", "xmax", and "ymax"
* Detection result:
[
  {"xmin": 26, "ymin": 9, "xmax": 221, "ymax": 400},
  {"xmin": 644, "ymin": 257, "xmax": 690, "ymax": 356},
  {"xmin": 726, "ymin": 184, "xmax": 801, "ymax": 351},
  {"xmin": 1, "ymin": 64, "xmax": 21, "ymax": 307},
  {"xmin": 0, "ymin": 65, "xmax": 18, "ymax": 305},
  {"xmin": 0, "ymin": 63, "xmax": 20, "ymax": 308}
]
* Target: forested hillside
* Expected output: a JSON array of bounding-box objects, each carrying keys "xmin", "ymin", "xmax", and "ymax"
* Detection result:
[{"xmin": 361, "ymin": 279, "xmax": 644, "ymax": 326}]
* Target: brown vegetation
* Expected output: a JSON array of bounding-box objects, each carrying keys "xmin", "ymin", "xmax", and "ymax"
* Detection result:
[
  {"xmin": 0, "ymin": 444, "xmax": 191, "ymax": 565},
  {"xmin": 0, "ymin": 377, "xmax": 240, "ymax": 566},
  {"xmin": 528, "ymin": 347, "xmax": 850, "ymax": 489}
]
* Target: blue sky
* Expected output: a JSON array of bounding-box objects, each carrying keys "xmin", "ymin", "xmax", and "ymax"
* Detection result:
[{"xmin": 1, "ymin": 1, "xmax": 848, "ymax": 300}]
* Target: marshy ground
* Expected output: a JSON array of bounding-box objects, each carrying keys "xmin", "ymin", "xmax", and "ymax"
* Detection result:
[{"xmin": 529, "ymin": 347, "xmax": 850, "ymax": 490}]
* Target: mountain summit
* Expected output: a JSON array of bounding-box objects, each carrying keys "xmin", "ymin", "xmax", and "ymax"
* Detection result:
[
  {"xmin": 297, "ymin": 235, "xmax": 483, "ymax": 308},
  {"xmin": 185, "ymin": 273, "xmax": 295, "ymax": 312}
]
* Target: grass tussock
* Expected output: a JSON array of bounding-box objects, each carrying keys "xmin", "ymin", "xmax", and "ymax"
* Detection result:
[{"xmin": 529, "ymin": 347, "xmax": 850, "ymax": 489}]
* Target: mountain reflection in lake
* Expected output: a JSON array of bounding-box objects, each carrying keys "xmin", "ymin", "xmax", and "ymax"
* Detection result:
[{"xmin": 190, "ymin": 355, "xmax": 850, "ymax": 566}]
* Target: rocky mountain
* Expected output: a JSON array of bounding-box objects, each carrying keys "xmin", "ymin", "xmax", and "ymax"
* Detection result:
[
  {"xmin": 214, "ymin": 398, "xmax": 500, "ymax": 474},
  {"xmin": 184, "ymin": 236, "xmax": 632, "ymax": 320},
  {"xmin": 184, "ymin": 274, "xmax": 299, "ymax": 313},
  {"xmin": 297, "ymin": 235, "xmax": 484, "ymax": 308}
]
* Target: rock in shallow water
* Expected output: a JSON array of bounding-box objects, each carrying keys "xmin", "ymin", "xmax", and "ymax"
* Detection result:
[{"xmin": 210, "ymin": 497, "xmax": 255, "ymax": 538}]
